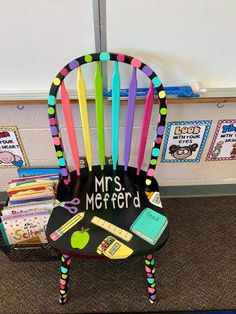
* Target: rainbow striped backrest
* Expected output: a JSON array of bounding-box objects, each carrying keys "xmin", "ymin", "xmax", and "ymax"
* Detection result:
[{"xmin": 47, "ymin": 52, "xmax": 167, "ymax": 190}]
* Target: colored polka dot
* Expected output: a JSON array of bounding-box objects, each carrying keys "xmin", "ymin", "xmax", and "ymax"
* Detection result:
[
  {"xmin": 84, "ymin": 54, "xmax": 92, "ymax": 62},
  {"xmin": 160, "ymin": 108, "xmax": 167, "ymax": 115},
  {"xmin": 131, "ymin": 58, "xmax": 142, "ymax": 68},
  {"xmin": 48, "ymin": 95, "xmax": 56, "ymax": 106},
  {"xmin": 53, "ymin": 137, "xmax": 60, "ymax": 146},
  {"xmin": 51, "ymin": 126, "xmax": 58, "ymax": 136},
  {"xmin": 159, "ymin": 91, "xmax": 166, "ymax": 99},
  {"xmin": 60, "ymin": 68, "xmax": 68, "ymax": 76},
  {"xmin": 58, "ymin": 158, "xmax": 66, "ymax": 166},
  {"xmin": 117, "ymin": 54, "xmax": 125, "ymax": 62},
  {"xmin": 142, "ymin": 65, "xmax": 153, "ymax": 76},
  {"xmin": 56, "ymin": 150, "xmax": 63, "ymax": 157},
  {"xmin": 61, "ymin": 168, "xmax": 68, "ymax": 176},
  {"xmin": 150, "ymin": 159, "xmax": 157, "ymax": 165},
  {"xmin": 60, "ymin": 266, "xmax": 68, "ymax": 273},
  {"xmin": 152, "ymin": 148, "xmax": 160, "ymax": 157},
  {"xmin": 152, "ymin": 76, "xmax": 161, "ymax": 87},
  {"xmin": 49, "ymin": 118, "xmax": 57, "ymax": 125},
  {"xmin": 69, "ymin": 60, "xmax": 79, "ymax": 70},
  {"xmin": 48, "ymin": 107, "xmax": 55, "ymax": 115},
  {"xmin": 156, "ymin": 137, "xmax": 162, "ymax": 144},
  {"xmin": 147, "ymin": 169, "xmax": 155, "ymax": 176},
  {"xmin": 64, "ymin": 179, "xmax": 69, "ymax": 185},
  {"xmin": 99, "ymin": 52, "xmax": 110, "ymax": 61},
  {"xmin": 157, "ymin": 126, "xmax": 165, "ymax": 135},
  {"xmin": 145, "ymin": 179, "xmax": 152, "ymax": 186},
  {"xmin": 53, "ymin": 78, "xmax": 61, "ymax": 86}
]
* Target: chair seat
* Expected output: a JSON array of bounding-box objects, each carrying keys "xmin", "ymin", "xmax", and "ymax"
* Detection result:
[{"xmin": 46, "ymin": 165, "xmax": 169, "ymax": 258}]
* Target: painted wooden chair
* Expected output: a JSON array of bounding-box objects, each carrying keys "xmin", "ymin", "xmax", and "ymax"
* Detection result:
[{"xmin": 46, "ymin": 52, "xmax": 169, "ymax": 305}]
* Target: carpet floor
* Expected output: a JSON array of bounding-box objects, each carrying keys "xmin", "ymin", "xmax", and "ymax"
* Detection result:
[{"xmin": 0, "ymin": 196, "xmax": 236, "ymax": 314}]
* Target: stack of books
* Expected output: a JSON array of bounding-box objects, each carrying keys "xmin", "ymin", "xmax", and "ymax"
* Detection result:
[{"xmin": 0, "ymin": 172, "xmax": 60, "ymax": 245}]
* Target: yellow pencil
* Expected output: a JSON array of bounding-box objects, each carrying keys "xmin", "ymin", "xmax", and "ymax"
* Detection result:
[
  {"xmin": 77, "ymin": 67, "xmax": 92, "ymax": 171},
  {"xmin": 50, "ymin": 212, "xmax": 85, "ymax": 241}
]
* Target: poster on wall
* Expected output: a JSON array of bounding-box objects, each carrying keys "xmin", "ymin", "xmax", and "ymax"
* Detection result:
[
  {"xmin": 0, "ymin": 126, "xmax": 29, "ymax": 168},
  {"xmin": 161, "ymin": 120, "xmax": 212, "ymax": 163},
  {"xmin": 206, "ymin": 119, "xmax": 236, "ymax": 161}
]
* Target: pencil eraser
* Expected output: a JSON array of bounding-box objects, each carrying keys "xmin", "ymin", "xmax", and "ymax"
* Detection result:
[{"xmin": 50, "ymin": 232, "xmax": 59, "ymax": 241}]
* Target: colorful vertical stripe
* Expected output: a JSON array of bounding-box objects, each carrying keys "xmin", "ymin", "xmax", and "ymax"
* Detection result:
[
  {"xmin": 94, "ymin": 61, "xmax": 105, "ymax": 170},
  {"xmin": 77, "ymin": 67, "xmax": 92, "ymax": 171},
  {"xmin": 61, "ymin": 81, "xmax": 80, "ymax": 176},
  {"xmin": 124, "ymin": 67, "xmax": 137, "ymax": 171},
  {"xmin": 112, "ymin": 61, "xmax": 120, "ymax": 170},
  {"xmin": 137, "ymin": 82, "xmax": 154, "ymax": 175}
]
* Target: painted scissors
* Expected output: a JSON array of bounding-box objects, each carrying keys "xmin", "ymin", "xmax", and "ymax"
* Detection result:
[{"xmin": 55, "ymin": 198, "xmax": 80, "ymax": 214}]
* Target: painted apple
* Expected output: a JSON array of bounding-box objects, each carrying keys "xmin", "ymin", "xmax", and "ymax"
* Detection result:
[{"xmin": 71, "ymin": 228, "xmax": 90, "ymax": 249}]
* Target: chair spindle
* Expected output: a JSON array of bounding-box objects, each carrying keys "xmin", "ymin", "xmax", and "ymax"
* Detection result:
[
  {"xmin": 137, "ymin": 82, "xmax": 154, "ymax": 175},
  {"xmin": 77, "ymin": 67, "xmax": 92, "ymax": 171},
  {"xmin": 60, "ymin": 81, "xmax": 80, "ymax": 175},
  {"xmin": 94, "ymin": 61, "xmax": 105, "ymax": 170},
  {"xmin": 112, "ymin": 61, "xmax": 120, "ymax": 170},
  {"xmin": 124, "ymin": 67, "xmax": 137, "ymax": 171}
]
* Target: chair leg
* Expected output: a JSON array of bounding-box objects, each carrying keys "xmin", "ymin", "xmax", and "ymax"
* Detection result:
[
  {"xmin": 144, "ymin": 253, "xmax": 157, "ymax": 304},
  {"xmin": 59, "ymin": 254, "xmax": 71, "ymax": 304}
]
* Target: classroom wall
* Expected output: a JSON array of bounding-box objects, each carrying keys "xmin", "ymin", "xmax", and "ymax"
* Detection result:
[{"xmin": 0, "ymin": 100, "xmax": 235, "ymax": 191}]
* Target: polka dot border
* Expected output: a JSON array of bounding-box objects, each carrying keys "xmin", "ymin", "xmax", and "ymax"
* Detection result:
[{"xmin": 47, "ymin": 52, "xmax": 167, "ymax": 185}]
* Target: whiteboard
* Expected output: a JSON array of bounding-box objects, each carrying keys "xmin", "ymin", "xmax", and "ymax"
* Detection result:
[
  {"xmin": 107, "ymin": 0, "xmax": 236, "ymax": 89},
  {"xmin": 0, "ymin": 0, "xmax": 95, "ymax": 92}
]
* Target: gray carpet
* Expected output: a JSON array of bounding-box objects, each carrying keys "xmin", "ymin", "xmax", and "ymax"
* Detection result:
[{"xmin": 0, "ymin": 196, "xmax": 236, "ymax": 313}]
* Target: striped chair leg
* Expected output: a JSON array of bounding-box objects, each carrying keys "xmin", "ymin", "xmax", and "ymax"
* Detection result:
[
  {"xmin": 144, "ymin": 253, "xmax": 157, "ymax": 304},
  {"xmin": 59, "ymin": 254, "xmax": 71, "ymax": 304}
]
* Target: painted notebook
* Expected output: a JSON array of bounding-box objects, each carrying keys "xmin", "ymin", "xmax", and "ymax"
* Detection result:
[{"xmin": 130, "ymin": 208, "xmax": 168, "ymax": 245}]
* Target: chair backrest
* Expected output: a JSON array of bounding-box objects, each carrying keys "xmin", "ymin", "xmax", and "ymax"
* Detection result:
[{"xmin": 47, "ymin": 52, "xmax": 167, "ymax": 189}]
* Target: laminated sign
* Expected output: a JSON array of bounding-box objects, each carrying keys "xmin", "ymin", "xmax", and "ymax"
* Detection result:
[
  {"xmin": 0, "ymin": 126, "xmax": 29, "ymax": 168},
  {"xmin": 161, "ymin": 120, "xmax": 212, "ymax": 163},
  {"xmin": 206, "ymin": 119, "xmax": 236, "ymax": 161}
]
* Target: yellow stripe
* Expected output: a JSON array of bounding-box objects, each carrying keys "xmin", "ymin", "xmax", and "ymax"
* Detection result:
[
  {"xmin": 77, "ymin": 67, "xmax": 92, "ymax": 171},
  {"xmin": 61, "ymin": 216, "xmax": 82, "ymax": 232},
  {"xmin": 59, "ymin": 212, "xmax": 85, "ymax": 232}
]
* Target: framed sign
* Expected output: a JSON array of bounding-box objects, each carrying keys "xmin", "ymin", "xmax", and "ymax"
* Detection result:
[
  {"xmin": 206, "ymin": 119, "xmax": 236, "ymax": 161},
  {"xmin": 0, "ymin": 126, "xmax": 29, "ymax": 168},
  {"xmin": 161, "ymin": 120, "xmax": 212, "ymax": 163}
]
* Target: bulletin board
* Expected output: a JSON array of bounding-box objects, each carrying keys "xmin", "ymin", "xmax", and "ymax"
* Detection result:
[{"xmin": 0, "ymin": 127, "xmax": 29, "ymax": 168}]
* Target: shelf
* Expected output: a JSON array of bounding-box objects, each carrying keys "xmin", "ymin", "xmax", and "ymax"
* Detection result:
[{"xmin": 0, "ymin": 88, "xmax": 235, "ymax": 106}]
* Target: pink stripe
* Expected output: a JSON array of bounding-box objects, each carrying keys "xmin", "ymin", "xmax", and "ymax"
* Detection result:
[
  {"xmin": 61, "ymin": 81, "xmax": 80, "ymax": 175},
  {"xmin": 137, "ymin": 83, "xmax": 154, "ymax": 175}
]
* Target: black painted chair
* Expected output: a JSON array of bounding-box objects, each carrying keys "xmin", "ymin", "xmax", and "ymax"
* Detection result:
[{"xmin": 46, "ymin": 52, "xmax": 169, "ymax": 304}]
